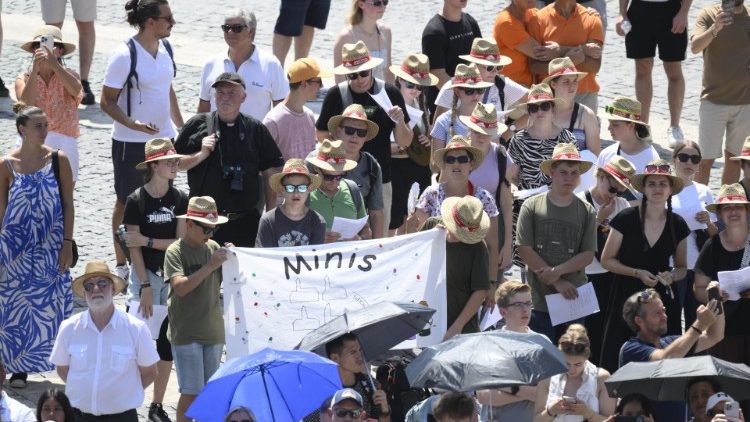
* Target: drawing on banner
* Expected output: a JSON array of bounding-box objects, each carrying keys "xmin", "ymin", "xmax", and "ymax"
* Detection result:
[
  {"xmin": 289, "ymin": 278, "xmax": 320, "ymax": 303},
  {"xmin": 322, "ymin": 276, "xmax": 348, "ymax": 300},
  {"xmin": 292, "ymin": 306, "xmax": 320, "ymax": 331},
  {"xmin": 323, "ymin": 303, "xmax": 342, "ymax": 323}
]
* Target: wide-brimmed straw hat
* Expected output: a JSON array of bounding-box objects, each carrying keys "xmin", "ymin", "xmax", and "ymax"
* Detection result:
[
  {"xmin": 729, "ymin": 137, "xmax": 750, "ymax": 161},
  {"xmin": 514, "ymin": 83, "xmax": 564, "ymax": 108},
  {"xmin": 451, "ymin": 63, "xmax": 493, "ymax": 89},
  {"xmin": 440, "ymin": 196, "xmax": 491, "ymax": 244},
  {"xmin": 705, "ymin": 183, "xmax": 750, "ymax": 213},
  {"xmin": 540, "ymin": 143, "xmax": 593, "ymax": 176},
  {"xmin": 389, "ymin": 53, "xmax": 439, "ymax": 86},
  {"xmin": 177, "ymin": 196, "xmax": 229, "ymax": 225},
  {"xmin": 459, "ymin": 38, "xmax": 512, "ymax": 67},
  {"xmin": 72, "ymin": 261, "xmax": 127, "ymax": 298},
  {"xmin": 269, "ymin": 159, "xmax": 322, "ymax": 194},
  {"xmin": 630, "ymin": 159, "xmax": 684, "ymax": 195},
  {"xmin": 135, "ymin": 138, "xmax": 185, "ymax": 170},
  {"xmin": 433, "ymin": 135, "xmax": 485, "ymax": 171},
  {"xmin": 600, "ymin": 156, "xmax": 636, "ymax": 191},
  {"xmin": 599, "ymin": 96, "xmax": 650, "ymax": 126},
  {"xmin": 333, "ymin": 41, "xmax": 384, "ymax": 75},
  {"xmin": 21, "ymin": 25, "xmax": 76, "ymax": 55},
  {"xmin": 542, "ymin": 57, "xmax": 588, "ymax": 85},
  {"xmin": 459, "ymin": 103, "xmax": 508, "ymax": 137},
  {"xmin": 305, "ymin": 139, "xmax": 358, "ymax": 172},
  {"xmin": 327, "ymin": 104, "xmax": 379, "ymax": 142}
]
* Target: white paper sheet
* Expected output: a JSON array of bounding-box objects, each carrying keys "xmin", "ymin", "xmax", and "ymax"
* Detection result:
[
  {"xmin": 544, "ymin": 282, "xmax": 600, "ymax": 326},
  {"xmin": 369, "ymin": 89, "xmax": 394, "ymax": 118},
  {"xmin": 128, "ymin": 301, "xmax": 168, "ymax": 340},
  {"xmin": 406, "ymin": 104, "xmax": 424, "ymax": 130},
  {"xmin": 331, "ymin": 215, "xmax": 369, "ymax": 240},
  {"xmin": 718, "ymin": 266, "xmax": 750, "ymax": 301},
  {"xmin": 478, "ymin": 307, "xmax": 503, "ymax": 331},
  {"xmin": 513, "ymin": 185, "xmax": 548, "ymax": 200},
  {"xmin": 407, "ymin": 182, "xmax": 420, "ymax": 215},
  {"xmin": 672, "ymin": 194, "xmax": 715, "ymax": 231}
]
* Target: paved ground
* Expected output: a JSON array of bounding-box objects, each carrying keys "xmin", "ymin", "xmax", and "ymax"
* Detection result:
[{"xmin": 0, "ymin": 0, "xmax": 725, "ymax": 420}]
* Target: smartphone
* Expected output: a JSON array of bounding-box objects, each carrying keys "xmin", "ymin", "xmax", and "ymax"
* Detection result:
[
  {"xmin": 614, "ymin": 417, "xmax": 644, "ymax": 422},
  {"xmin": 721, "ymin": 0, "xmax": 735, "ymax": 24},
  {"xmin": 725, "ymin": 401, "xmax": 740, "ymax": 419},
  {"xmin": 39, "ymin": 35, "xmax": 54, "ymax": 52},
  {"xmin": 563, "ymin": 396, "xmax": 577, "ymax": 404},
  {"xmin": 708, "ymin": 286, "xmax": 723, "ymax": 315}
]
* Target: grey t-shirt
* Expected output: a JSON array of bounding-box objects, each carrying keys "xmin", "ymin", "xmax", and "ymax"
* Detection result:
[
  {"xmin": 347, "ymin": 151, "xmax": 384, "ymax": 211},
  {"xmin": 255, "ymin": 207, "xmax": 326, "ymax": 247}
]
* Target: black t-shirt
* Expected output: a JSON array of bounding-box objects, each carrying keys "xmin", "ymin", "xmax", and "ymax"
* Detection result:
[
  {"xmin": 695, "ymin": 234, "xmax": 750, "ymax": 336},
  {"xmin": 123, "ymin": 186, "xmax": 188, "ymax": 273},
  {"xmin": 315, "ymin": 82, "xmax": 409, "ymax": 183},
  {"xmin": 421, "ymin": 13, "xmax": 482, "ymax": 77},
  {"xmin": 174, "ymin": 112, "xmax": 284, "ymax": 212}
]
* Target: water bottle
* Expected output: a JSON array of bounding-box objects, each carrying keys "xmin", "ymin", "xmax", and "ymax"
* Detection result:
[{"xmin": 621, "ymin": 20, "xmax": 632, "ymax": 35}]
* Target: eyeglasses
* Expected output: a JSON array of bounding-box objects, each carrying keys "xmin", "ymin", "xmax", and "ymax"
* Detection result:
[
  {"xmin": 365, "ymin": 0, "xmax": 389, "ymax": 6},
  {"xmin": 560, "ymin": 341, "xmax": 588, "ymax": 355},
  {"xmin": 221, "ymin": 23, "xmax": 248, "ymax": 33},
  {"xmin": 342, "ymin": 125, "xmax": 368, "ymax": 138},
  {"xmin": 527, "ymin": 102, "xmax": 554, "ymax": 113},
  {"xmin": 486, "ymin": 65, "xmax": 501, "ymax": 72},
  {"xmin": 194, "ymin": 221, "xmax": 219, "ymax": 235},
  {"xmin": 444, "ymin": 155, "xmax": 471, "ymax": 164},
  {"xmin": 322, "ymin": 173, "xmax": 346, "ymax": 181},
  {"xmin": 83, "ymin": 278, "xmax": 112, "ymax": 293},
  {"xmin": 644, "ymin": 164, "xmax": 671, "ymax": 173},
  {"xmin": 346, "ymin": 70, "xmax": 372, "ymax": 80},
  {"xmin": 307, "ymin": 78, "xmax": 323, "ymax": 85},
  {"xmin": 459, "ymin": 87, "xmax": 486, "ymax": 96},
  {"xmin": 676, "ymin": 153, "xmax": 701, "ymax": 164},
  {"xmin": 403, "ymin": 81, "xmax": 424, "ymax": 91},
  {"xmin": 334, "ymin": 408, "xmax": 364, "ymax": 418},
  {"xmin": 284, "ymin": 184, "xmax": 309, "ymax": 193},
  {"xmin": 506, "ymin": 301, "xmax": 533, "ymax": 310},
  {"xmin": 31, "ymin": 42, "xmax": 64, "ymax": 50},
  {"xmin": 154, "ymin": 15, "xmax": 175, "ymax": 23}
]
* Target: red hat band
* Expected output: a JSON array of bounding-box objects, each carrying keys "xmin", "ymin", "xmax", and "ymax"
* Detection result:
[
  {"xmin": 146, "ymin": 149, "xmax": 177, "ymax": 161},
  {"xmin": 452, "ymin": 207, "xmax": 477, "ymax": 232}
]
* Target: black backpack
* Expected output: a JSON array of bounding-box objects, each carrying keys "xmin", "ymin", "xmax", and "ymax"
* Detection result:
[
  {"xmin": 121, "ymin": 37, "xmax": 176, "ymax": 116},
  {"xmin": 376, "ymin": 356, "xmax": 432, "ymax": 422}
]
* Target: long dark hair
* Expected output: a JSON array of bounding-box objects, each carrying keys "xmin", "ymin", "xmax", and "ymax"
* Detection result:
[
  {"xmin": 36, "ymin": 389, "xmax": 75, "ymax": 422},
  {"xmin": 639, "ymin": 176, "xmax": 677, "ymax": 252}
]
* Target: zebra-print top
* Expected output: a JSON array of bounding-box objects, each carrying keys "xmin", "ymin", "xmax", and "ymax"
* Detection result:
[{"xmin": 508, "ymin": 128, "xmax": 578, "ymax": 190}]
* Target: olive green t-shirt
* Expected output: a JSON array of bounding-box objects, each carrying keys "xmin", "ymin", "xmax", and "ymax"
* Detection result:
[{"xmin": 164, "ymin": 238, "xmax": 225, "ymax": 345}]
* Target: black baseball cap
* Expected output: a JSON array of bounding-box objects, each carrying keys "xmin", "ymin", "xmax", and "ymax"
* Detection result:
[{"xmin": 212, "ymin": 72, "xmax": 246, "ymax": 89}]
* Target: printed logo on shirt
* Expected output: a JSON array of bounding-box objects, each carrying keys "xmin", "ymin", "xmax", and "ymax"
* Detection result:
[
  {"xmin": 147, "ymin": 206, "xmax": 176, "ymax": 224},
  {"xmin": 278, "ymin": 231, "xmax": 310, "ymax": 247},
  {"xmin": 250, "ymin": 81, "xmax": 265, "ymax": 88},
  {"xmin": 449, "ymin": 31, "xmax": 475, "ymax": 41},
  {"xmin": 364, "ymin": 105, "xmax": 378, "ymax": 118}
]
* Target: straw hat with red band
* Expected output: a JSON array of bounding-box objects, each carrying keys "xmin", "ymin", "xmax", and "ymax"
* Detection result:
[
  {"xmin": 440, "ymin": 195, "xmax": 491, "ymax": 244},
  {"xmin": 72, "ymin": 261, "xmax": 127, "ymax": 298},
  {"xmin": 513, "ymin": 83, "xmax": 564, "ymax": 108},
  {"xmin": 458, "ymin": 38, "xmax": 512, "ymax": 67},
  {"xmin": 451, "ymin": 63, "xmax": 493, "ymax": 89},
  {"xmin": 135, "ymin": 138, "xmax": 185, "ymax": 170},
  {"xmin": 389, "ymin": 53, "xmax": 439, "ymax": 86},
  {"xmin": 269, "ymin": 159, "xmax": 322, "ymax": 194},
  {"xmin": 542, "ymin": 57, "xmax": 588, "ymax": 85},
  {"xmin": 433, "ymin": 135, "xmax": 485, "ymax": 171},
  {"xmin": 177, "ymin": 196, "xmax": 229, "ymax": 225},
  {"xmin": 599, "ymin": 96, "xmax": 649, "ymax": 126},
  {"xmin": 729, "ymin": 137, "xmax": 750, "ymax": 161},
  {"xmin": 305, "ymin": 139, "xmax": 358, "ymax": 172},
  {"xmin": 333, "ymin": 41, "xmax": 384, "ymax": 75},
  {"xmin": 460, "ymin": 103, "xmax": 508, "ymax": 137},
  {"xmin": 327, "ymin": 104, "xmax": 380, "ymax": 142},
  {"xmin": 630, "ymin": 159, "xmax": 684, "ymax": 195},
  {"xmin": 540, "ymin": 143, "xmax": 594, "ymax": 176},
  {"xmin": 705, "ymin": 183, "xmax": 750, "ymax": 213},
  {"xmin": 599, "ymin": 156, "xmax": 636, "ymax": 191}
]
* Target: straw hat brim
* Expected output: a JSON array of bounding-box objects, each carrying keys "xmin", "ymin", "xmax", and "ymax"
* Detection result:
[
  {"xmin": 600, "ymin": 166, "xmax": 633, "ymax": 191},
  {"xmin": 135, "ymin": 152, "xmax": 186, "ymax": 170},
  {"xmin": 305, "ymin": 156, "xmax": 358, "ymax": 172},
  {"xmin": 176, "ymin": 214, "xmax": 230, "ymax": 225},
  {"xmin": 630, "ymin": 173, "xmax": 685, "ymax": 195},
  {"xmin": 458, "ymin": 54, "xmax": 512, "ymax": 67},
  {"xmin": 433, "ymin": 145, "xmax": 485, "ymax": 171},
  {"xmin": 451, "ymin": 80, "xmax": 493, "ymax": 90},
  {"xmin": 332, "ymin": 57, "xmax": 384, "ymax": 75},
  {"xmin": 706, "ymin": 200, "xmax": 750, "ymax": 213},
  {"xmin": 598, "ymin": 110, "xmax": 650, "ymax": 127},
  {"xmin": 21, "ymin": 40, "xmax": 76, "ymax": 56},
  {"xmin": 542, "ymin": 71, "xmax": 588, "ymax": 85},
  {"xmin": 327, "ymin": 116, "xmax": 379, "ymax": 142},
  {"xmin": 72, "ymin": 272, "xmax": 127, "ymax": 298},
  {"xmin": 440, "ymin": 196, "xmax": 490, "ymax": 244},
  {"xmin": 269, "ymin": 172, "xmax": 322, "ymax": 195},
  {"xmin": 729, "ymin": 155, "xmax": 750, "ymax": 161},
  {"xmin": 540, "ymin": 157, "xmax": 594, "ymax": 176},
  {"xmin": 389, "ymin": 65, "xmax": 439, "ymax": 86},
  {"xmin": 459, "ymin": 115, "xmax": 508, "ymax": 137}
]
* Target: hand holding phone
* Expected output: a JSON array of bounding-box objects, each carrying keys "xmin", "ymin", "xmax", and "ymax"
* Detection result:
[
  {"xmin": 39, "ymin": 35, "xmax": 54, "ymax": 52},
  {"xmin": 721, "ymin": 0, "xmax": 735, "ymax": 24},
  {"xmin": 708, "ymin": 286, "xmax": 723, "ymax": 315},
  {"xmin": 724, "ymin": 401, "xmax": 740, "ymax": 419},
  {"xmin": 563, "ymin": 396, "xmax": 577, "ymax": 404}
]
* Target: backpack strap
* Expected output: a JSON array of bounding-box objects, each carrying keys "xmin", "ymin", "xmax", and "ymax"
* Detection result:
[
  {"xmin": 134, "ymin": 187, "xmax": 146, "ymax": 217},
  {"xmin": 161, "ymin": 38, "xmax": 176, "ymax": 77},
  {"xmin": 569, "ymin": 102, "xmax": 581, "ymax": 131},
  {"xmin": 338, "ymin": 81, "xmax": 353, "ymax": 109},
  {"xmin": 124, "ymin": 38, "xmax": 139, "ymax": 117},
  {"xmin": 494, "ymin": 75, "xmax": 506, "ymax": 111},
  {"xmin": 51, "ymin": 150, "xmax": 61, "ymax": 196},
  {"xmin": 584, "ymin": 190, "xmax": 596, "ymax": 208},
  {"xmin": 343, "ymin": 179, "xmax": 364, "ymax": 215}
]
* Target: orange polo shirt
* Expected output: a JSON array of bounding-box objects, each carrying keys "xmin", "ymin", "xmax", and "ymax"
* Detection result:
[
  {"xmin": 527, "ymin": 3, "xmax": 604, "ymax": 93},
  {"xmin": 493, "ymin": 8, "xmax": 537, "ymax": 87}
]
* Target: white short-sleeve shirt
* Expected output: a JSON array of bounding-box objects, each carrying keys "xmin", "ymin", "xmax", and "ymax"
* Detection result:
[
  {"xmin": 49, "ymin": 309, "xmax": 160, "ymax": 416},
  {"xmin": 0, "ymin": 392, "xmax": 35, "ymax": 422},
  {"xmin": 199, "ymin": 47, "xmax": 289, "ymax": 121},
  {"xmin": 435, "ymin": 76, "xmax": 528, "ymax": 115},
  {"xmin": 103, "ymin": 39, "xmax": 177, "ymax": 143}
]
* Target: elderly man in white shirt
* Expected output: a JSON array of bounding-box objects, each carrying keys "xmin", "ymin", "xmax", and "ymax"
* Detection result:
[
  {"xmin": 197, "ymin": 8, "xmax": 289, "ymax": 121},
  {"xmin": 0, "ymin": 356, "xmax": 35, "ymax": 422},
  {"xmin": 50, "ymin": 261, "xmax": 159, "ymax": 422}
]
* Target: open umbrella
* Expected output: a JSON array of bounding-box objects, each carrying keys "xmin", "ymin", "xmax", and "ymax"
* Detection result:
[
  {"xmin": 406, "ymin": 330, "xmax": 567, "ymax": 391},
  {"xmin": 606, "ymin": 355, "xmax": 750, "ymax": 401},
  {"xmin": 186, "ymin": 348, "xmax": 342, "ymax": 422}
]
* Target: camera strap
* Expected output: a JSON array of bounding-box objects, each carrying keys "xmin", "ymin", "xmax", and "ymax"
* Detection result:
[{"xmin": 740, "ymin": 234, "xmax": 750, "ymax": 268}]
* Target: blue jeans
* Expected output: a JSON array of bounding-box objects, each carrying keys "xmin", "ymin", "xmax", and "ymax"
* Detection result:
[{"xmin": 171, "ymin": 342, "xmax": 223, "ymax": 395}]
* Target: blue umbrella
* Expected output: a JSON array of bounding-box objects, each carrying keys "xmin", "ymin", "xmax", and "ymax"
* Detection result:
[{"xmin": 186, "ymin": 348, "xmax": 343, "ymax": 422}]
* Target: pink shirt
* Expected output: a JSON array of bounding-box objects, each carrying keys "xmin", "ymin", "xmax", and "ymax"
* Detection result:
[
  {"xmin": 22, "ymin": 70, "xmax": 82, "ymax": 138},
  {"xmin": 262, "ymin": 103, "xmax": 317, "ymax": 160}
]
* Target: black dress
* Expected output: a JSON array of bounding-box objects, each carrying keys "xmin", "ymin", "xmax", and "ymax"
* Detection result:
[{"xmin": 599, "ymin": 207, "xmax": 690, "ymax": 373}]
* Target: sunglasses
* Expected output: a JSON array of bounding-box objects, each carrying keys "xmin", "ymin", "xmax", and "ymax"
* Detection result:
[
  {"xmin": 221, "ymin": 23, "xmax": 248, "ymax": 33},
  {"xmin": 346, "ymin": 70, "xmax": 372, "ymax": 81},
  {"xmin": 637, "ymin": 288, "xmax": 658, "ymax": 304},
  {"xmin": 486, "ymin": 65, "xmax": 501, "ymax": 72},
  {"xmin": 560, "ymin": 341, "xmax": 588, "ymax": 355},
  {"xmin": 284, "ymin": 184, "xmax": 309, "ymax": 193},
  {"xmin": 323, "ymin": 173, "xmax": 346, "ymax": 181},
  {"xmin": 194, "ymin": 221, "xmax": 220, "ymax": 235},
  {"xmin": 506, "ymin": 301, "xmax": 533, "ymax": 309},
  {"xmin": 83, "ymin": 279, "xmax": 112, "ymax": 293},
  {"xmin": 444, "ymin": 155, "xmax": 471, "ymax": 164},
  {"xmin": 334, "ymin": 408, "xmax": 363, "ymax": 418},
  {"xmin": 459, "ymin": 87, "xmax": 486, "ymax": 96},
  {"xmin": 403, "ymin": 81, "xmax": 424, "ymax": 91},
  {"xmin": 644, "ymin": 164, "xmax": 671, "ymax": 173},
  {"xmin": 676, "ymin": 153, "xmax": 701, "ymax": 164},
  {"xmin": 31, "ymin": 42, "xmax": 64, "ymax": 50},
  {"xmin": 527, "ymin": 102, "xmax": 554, "ymax": 113},
  {"xmin": 365, "ymin": 0, "xmax": 389, "ymax": 6},
  {"xmin": 342, "ymin": 125, "xmax": 368, "ymax": 138}
]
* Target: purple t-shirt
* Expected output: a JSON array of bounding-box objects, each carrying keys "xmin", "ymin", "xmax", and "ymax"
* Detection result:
[{"xmin": 262, "ymin": 103, "xmax": 317, "ymax": 161}]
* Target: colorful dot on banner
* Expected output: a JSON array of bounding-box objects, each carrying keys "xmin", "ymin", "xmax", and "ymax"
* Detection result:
[
  {"xmin": 392, "ymin": 268, "xmax": 397, "ymax": 274},
  {"xmin": 269, "ymin": 291, "xmax": 274, "ymax": 296},
  {"xmin": 254, "ymin": 302, "xmax": 259, "ymax": 307},
  {"xmin": 379, "ymin": 244, "xmax": 383, "ymax": 248},
  {"xmin": 234, "ymin": 316, "xmax": 240, "ymax": 322},
  {"xmin": 416, "ymin": 274, "xmax": 421, "ymax": 280},
  {"xmin": 253, "ymin": 291, "xmax": 258, "ymax": 296},
  {"xmin": 263, "ymin": 312, "xmax": 268, "ymax": 317},
  {"xmin": 268, "ymin": 337, "xmax": 273, "ymax": 342},
  {"xmin": 276, "ymin": 303, "xmax": 281, "ymax": 308},
  {"xmin": 252, "ymin": 273, "xmax": 256, "ymax": 277},
  {"xmin": 386, "ymin": 285, "xmax": 390, "ymax": 290}
]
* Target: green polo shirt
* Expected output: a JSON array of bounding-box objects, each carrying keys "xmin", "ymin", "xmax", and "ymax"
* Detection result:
[{"xmin": 309, "ymin": 180, "xmax": 367, "ymax": 229}]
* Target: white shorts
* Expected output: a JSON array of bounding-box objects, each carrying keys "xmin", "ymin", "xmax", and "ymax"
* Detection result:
[
  {"xmin": 698, "ymin": 100, "xmax": 750, "ymax": 160},
  {"xmin": 41, "ymin": 0, "xmax": 97, "ymax": 23},
  {"xmin": 45, "ymin": 132, "xmax": 80, "ymax": 181}
]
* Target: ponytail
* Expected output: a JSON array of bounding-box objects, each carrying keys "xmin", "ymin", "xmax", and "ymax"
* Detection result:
[{"xmin": 448, "ymin": 93, "xmax": 459, "ymax": 138}]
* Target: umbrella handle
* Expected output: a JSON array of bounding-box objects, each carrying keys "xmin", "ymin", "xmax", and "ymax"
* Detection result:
[{"xmin": 361, "ymin": 350, "xmax": 377, "ymax": 391}]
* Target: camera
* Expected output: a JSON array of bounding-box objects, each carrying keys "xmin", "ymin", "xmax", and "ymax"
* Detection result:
[{"xmin": 222, "ymin": 165, "xmax": 245, "ymax": 192}]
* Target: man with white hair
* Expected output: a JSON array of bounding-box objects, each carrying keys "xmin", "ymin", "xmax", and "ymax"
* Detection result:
[{"xmin": 197, "ymin": 8, "xmax": 289, "ymax": 121}]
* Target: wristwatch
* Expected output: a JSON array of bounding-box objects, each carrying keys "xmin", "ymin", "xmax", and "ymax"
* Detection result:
[
  {"xmin": 140, "ymin": 283, "xmax": 152, "ymax": 294},
  {"xmin": 147, "ymin": 237, "xmax": 154, "ymax": 248}
]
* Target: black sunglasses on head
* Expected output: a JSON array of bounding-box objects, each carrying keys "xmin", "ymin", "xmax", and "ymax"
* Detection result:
[
  {"xmin": 527, "ymin": 102, "xmax": 554, "ymax": 113},
  {"xmin": 676, "ymin": 153, "xmax": 701, "ymax": 164},
  {"xmin": 346, "ymin": 70, "xmax": 372, "ymax": 81},
  {"xmin": 221, "ymin": 23, "xmax": 248, "ymax": 33}
]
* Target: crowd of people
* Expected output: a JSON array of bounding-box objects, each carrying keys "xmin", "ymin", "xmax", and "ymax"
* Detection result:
[{"xmin": 1, "ymin": 0, "xmax": 750, "ymax": 421}]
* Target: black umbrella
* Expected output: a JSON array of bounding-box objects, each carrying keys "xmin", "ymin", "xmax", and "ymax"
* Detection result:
[
  {"xmin": 405, "ymin": 330, "xmax": 567, "ymax": 392},
  {"xmin": 606, "ymin": 355, "xmax": 750, "ymax": 401}
]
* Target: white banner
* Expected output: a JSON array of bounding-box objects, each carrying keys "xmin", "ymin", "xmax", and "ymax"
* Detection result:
[{"xmin": 223, "ymin": 229, "xmax": 447, "ymax": 359}]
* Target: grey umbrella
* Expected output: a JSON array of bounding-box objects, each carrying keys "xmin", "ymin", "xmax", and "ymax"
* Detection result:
[
  {"xmin": 606, "ymin": 355, "xmax": 750, "ymax": 401},
  {"xmin": 405, "ymin": 330, "xmax": 568, "ymax": 392}
]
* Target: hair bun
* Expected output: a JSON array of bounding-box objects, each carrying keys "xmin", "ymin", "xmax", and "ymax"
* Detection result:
[{"xmin": 12, "ymin": 101, "xmax": 29, "ymax": 115}]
